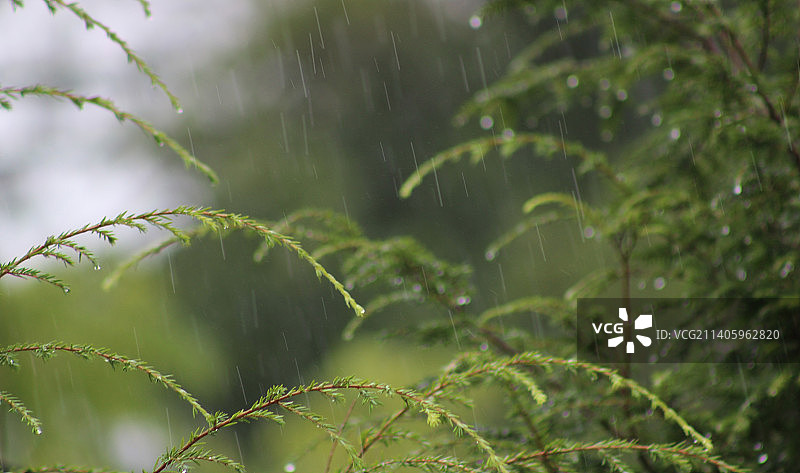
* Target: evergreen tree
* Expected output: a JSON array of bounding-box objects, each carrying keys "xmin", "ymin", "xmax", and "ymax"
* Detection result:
[{"xmin": 2, "ymin": 1, "xmax": 797, "ymax": 472}]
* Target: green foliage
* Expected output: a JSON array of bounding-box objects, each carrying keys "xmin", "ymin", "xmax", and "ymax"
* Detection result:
[
  {"xmin": 3, "ymin": 0, "xmax": 796, "ymax": 473},
  {"xmin": 1, "ymin": 207, "xmax": 363, "ymax": 317},
  {"xmin": 0, "ymin": 84, "xmax": 216, "ymax": 183}
]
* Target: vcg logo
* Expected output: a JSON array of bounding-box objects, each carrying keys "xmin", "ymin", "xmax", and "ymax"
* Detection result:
[{"xmin": 592, "ymin": 308, "xmax": 653, "ymax": 353}]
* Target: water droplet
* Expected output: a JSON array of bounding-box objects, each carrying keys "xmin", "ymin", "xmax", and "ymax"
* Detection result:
[
  {"xmin": 566, "ymin": 75, "xmax": 579, "ymax": 88},
  {"xmin": 456, "ymin": 295, "xmax": 471, "ymax": 306},
  {"xmin": 468, "ymin": 15, "xmax": 482, "ymax": 29},
  {"xmin": 757, "ymin": 454, "xmax": 768, "ymax": 464},
  {"xmin": 583, "ymin": 226, "xmax": 595, "ymax": 238},
  {"xmin": 176, "ymin": 108, "xmax": 184, "ymax": 114},
  {"xmin": 736, "ymin": 268, "xmax": 747, "ymax": 281},
  {"xmin": 616, "ymin": 89, "xmax": 628, "ymax": 101},
  {"xmin": 780, "ymin": 261, "xmax": 794, "ymax": 278},
  {"xmin": 651, "ymin": 113, "xmax": 663, "ymax": 127},
  {"xmin": 599, "ymin": 78, "xmax": 611, "ymax": 90},
  {"xmin": 733, "ymin": 182, "xmax": 742, "ymax": 195},
  {"xmin": 561, "ymin": 410, "xmax": 570, "ymax": 418},
  {"xmin": 554, "ymin": 6, "xmax": 567, "ymax": 20},
  {"xmin": 721, "ymin": 225, "xmax": 730, "ymax": 236},
  {"xmin": 392, "ymin": 277, "xmax": 403, "ymax": 286},
  {"xmin": 670, "ymin": 1, "xmax": 682, "ymax": 13},
  {"xmin": 599, "ymin": 105, "xmax": 612, "ymax": 119},
  {"xmin": 284, "ymin": 463, "xmax": 296, "ymax": 472},
  {"xmin": 345, "ymin": 282, "xmax": 354, "ymax": 290},
  {"xmin": 663, "ymin": 68, "xmax": 675, "ymax": 81},
  {"xmin": 93, "ymin": 264, "xmax": 102, "ymax": 271},
  {"xmin": 669, "ymin": 128, "xmax": 681, "ymax": 140},
  {"xmin": 653, "ymin": 277, "xmax": 666, "ymax": 290},
  {"xmin": 753, "ymin": 442, "xmax": 763, "ymax": 451},
  {"xmin": 479, "ymin": 116, "xmax": 494, "ymax": 130},
  {"xmin": 412, "ymin": 284, "xmax": 422, "ymax": 292},
  {"xmin": 485, "ymin": 250, "xmax": 496, "ymax": 261},
  {"xmin": 63, "ymin": 287, "xmax": 70, "ymax": 294},
  {"xmin": 479, "ymin": 342, "xmax": 489, "ymax": 351},
  {"xmin": 180, "ymin": 468, "xmax": 187, "ymax": 473},
  {"xmin": 502, "ymin": 128, "xmax": 515, "ymax": 139},
  {"xmin": 637, "ymin": 280, "xmax": 647, "ymax": 290},
  {"xmin": 35, "ymin": 426, "xmax": 42, "ymax": 435}
]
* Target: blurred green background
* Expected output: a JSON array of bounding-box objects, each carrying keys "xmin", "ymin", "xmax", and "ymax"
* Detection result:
[{"xmin": 1, "ymin": 0, "xmax": 667, "ymax": 470}]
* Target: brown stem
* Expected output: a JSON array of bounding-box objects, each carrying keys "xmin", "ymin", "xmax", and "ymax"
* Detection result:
[
  {"xmin": 506, "ymin": 443, "xmax": 746, "ymax": 473},
  {"xmin": 325, "ymin": 398, "xmax": 359, "ymax": 473},
  {"xmin": 508, "ymin": 387, "xmax": 562, "ymax": 473},
  {"xmin": 151, "ymin": 381, "xmax": 432, "ymax": 473},
  {"xmin": 705, "ymin": 4, "xmax": 800, "ymax": 172}
]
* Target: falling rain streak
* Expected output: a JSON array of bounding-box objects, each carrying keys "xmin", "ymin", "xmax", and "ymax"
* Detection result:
[
  {"xmin": 313, "ymin": 7, "xmax": 325, "ymax": 48},
  {"xmin": 296, "ymin": 50, "xmax": 308, "ymax": 98},
  {"xmin": 341, "ymin": 0, "xmax": 350, "ymax": 25},
  {"xmin": 391, "ymin": 31, "xmax": 401, "ymax": 70},
  {"xmin": 609, "ymin": 11, "xmax": 622, "ymax": 59}
]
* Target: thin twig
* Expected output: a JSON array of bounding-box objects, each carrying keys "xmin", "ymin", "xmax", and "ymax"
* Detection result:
[{"xmin": 325, "ymin": 397, "xmax": 359, "ymax": 473}]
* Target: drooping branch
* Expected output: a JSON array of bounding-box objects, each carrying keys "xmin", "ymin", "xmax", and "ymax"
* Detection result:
[
  {"xmin": 0, "ymin": 207, "xmax": 365, "ymax": 317},
  {"xmin": 0, "ymin": 86, "xmax": 217, "ymax": 183}
]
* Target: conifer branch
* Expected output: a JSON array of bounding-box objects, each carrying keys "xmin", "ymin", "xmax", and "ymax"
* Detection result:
[
  {"xmin": 1, "ymin": 343, "xmax": 214, "ymax": 424},
  {"xmin": 504, "ymin": 440, "xmax": 746, "ymax": 473},
  {"xmin": 353, "ymin": 456, "xmax": 482, "ymax": 473},
  {"xmin": 477, "ymin": 296, "xmax": 570, "ymax": 328},
  {"xmin": 190, "ymin": 209, "xmax": 365, "ymax": 317},
  {"xmin": 11, "ymin": 467, "xmax": 128, "ymax": 473},
  {"xmin": 153, "ymin": 379, "xmax": 508, "ymax": 473},
  {"xmin": 40, "ymin": 0, "xmax": 179, "ymax": 109},
  {"xmin": 0, "ymin": 390, "xmax": 42, "ymax": 434},
  {"xmin": 356, "ymin": 423, "xmax": 741, "ymax": 473},
  {"xmin": 484, "ymin": 211, "xmax": 564, "ymax": 260},
  {"xmin": 0, "ymin": 85, "xmax": 217, "ymax": 183},
  {"xmin": 173, "ymin": 448, "xmax": 245, "ymax": 473},
  {"xmin": 399, "ymin": 133, "xmax": 628, "ymax": 200},
  {"xmin": 255, "ymin": 208, "xmax": 364, "ymax": 261},
  {"xmin": 1, "ymin": 208, "xmax": 364, "ymax": 317},
  {"xmin": 700, "ymin": 2, "xmax": 800, "ymax": 171},
  {"xmin": 134, "ymin": 0, "xmax": 152, "ymax": 17},
  {"xmin": 504, "ymin": 386, "xmax": 560, "ymax": 473},
  {"xmin": 440, "ymin": 352, "xmax": 712, "ymax": 451},
  {"xmin": 0, "ymin": 208, "xmax": 193, "ymax": 292}
]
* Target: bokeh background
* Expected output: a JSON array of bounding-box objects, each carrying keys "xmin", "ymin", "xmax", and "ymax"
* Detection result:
[{"xmin": 2, "ymin": 0, "xmax": 677, "ymax": 469}]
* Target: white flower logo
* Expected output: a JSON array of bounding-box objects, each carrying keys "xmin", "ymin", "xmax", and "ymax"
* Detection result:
[{"xmin": 608, "ymin": 308, "xmax": 652, "ymax": 353}]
